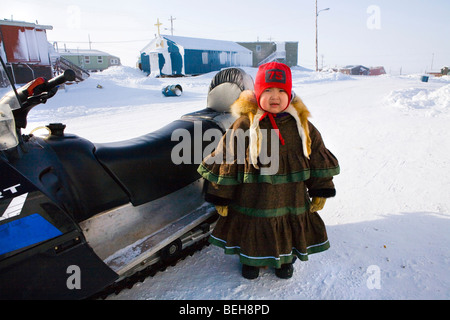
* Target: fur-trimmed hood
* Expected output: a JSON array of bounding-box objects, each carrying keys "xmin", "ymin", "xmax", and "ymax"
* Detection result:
[{"xmin": 230, "ymin": 90, "xmax": 312, "ymax": 166}]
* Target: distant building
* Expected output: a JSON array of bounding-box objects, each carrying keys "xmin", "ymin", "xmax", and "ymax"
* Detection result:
[
  {"xmin": 369, "ymin": 66, "xmax": 386, "ymax": 76},
  {"xmin": 0, "ymin": 19, "xmax": 53, "ymax": 84},
  {"xmin": 339, "ymin": 65, "xmax": 370, "ymax": 75},
  {"xmin": 332, "ymin": 65, "xmax": 386, "ymax": 76},
  {"xmin": 140, "ymin": 35, "xmax": 253, "ymax": 77},
  {"xmin": 237, "ymin": 41, "xmax": 298, "ymax": 67},
  {"xmin": 57, "ymin": 49, "xmax": 121, "ymax": 72}
]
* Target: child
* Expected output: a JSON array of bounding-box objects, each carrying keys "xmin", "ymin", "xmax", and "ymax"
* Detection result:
[{"xmin": 197, "ymin": 62, "xmax": 339, "ymax": 279}]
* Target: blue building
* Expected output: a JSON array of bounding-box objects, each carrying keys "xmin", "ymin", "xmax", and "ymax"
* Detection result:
[{"xmin": 140, "ymin": 35, "xmax": 252, "ymax": 77}]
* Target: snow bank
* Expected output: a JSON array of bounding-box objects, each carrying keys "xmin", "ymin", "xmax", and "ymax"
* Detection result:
[{"xmin": 386, "ymin": 84, "xmax": 450, "ymax": 117}]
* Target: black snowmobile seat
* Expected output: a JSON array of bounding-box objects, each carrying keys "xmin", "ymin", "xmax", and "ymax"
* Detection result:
[
  {"xmin": 44, "ymin": 133, "xmax": 130, "ymax": 222},
  {"xmin": 94, "ymin": 118, "xmax": 221, "ymax": 207}
]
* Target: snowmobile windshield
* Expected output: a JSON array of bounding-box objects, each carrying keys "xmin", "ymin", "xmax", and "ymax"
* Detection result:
[{"xmin": 0, "ymin": 56, "xmax": 20, "ymax": 150}]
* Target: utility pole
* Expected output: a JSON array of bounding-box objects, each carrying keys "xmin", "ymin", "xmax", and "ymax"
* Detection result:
[
  {"xmin": 315, "ymin": 1, "xmax": 330, "ymax": 72},
  {"xmin": 431, "ymin": 53, "xmax": 434, "ymax": 71},
  {"xmin": 315, "ymin": 0, "xmax": 318, "ymax": 71},
  {"xmin": 168, "ymin": 16, "xmax": 176, "ymax": 35}
]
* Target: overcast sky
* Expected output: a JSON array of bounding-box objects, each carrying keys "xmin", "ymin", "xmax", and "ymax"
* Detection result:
[{"xmin": 4, "ymin": 0, "xmax": 450, "ymax": 74}]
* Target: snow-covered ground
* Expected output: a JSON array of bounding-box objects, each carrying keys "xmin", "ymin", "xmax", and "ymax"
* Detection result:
[{"xmin": 9, "ymin": 66, "xmax": 449, "ymax": 300}]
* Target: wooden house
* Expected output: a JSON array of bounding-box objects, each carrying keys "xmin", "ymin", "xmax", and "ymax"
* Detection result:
[
  {"xmin": 237, "ymin": 41, "xmax": 298, "ymax": 67},
  {"xmin": 369, "ymin": 66, "xmax": 386, "ymax": 76},
  {"xmin": 57, "ymin": 49, "xmax": 121, "ymax": 72},
  {"xmin": 0, "ymin": 19, "xmax": 53, "ymax": 84},
  {"xmin": 339, "ymin": 65, "xmax": 370, "ymax": 75},
  {"xmin": 140, "ymin": 35, "xmax": 252, "ymax": 77}
]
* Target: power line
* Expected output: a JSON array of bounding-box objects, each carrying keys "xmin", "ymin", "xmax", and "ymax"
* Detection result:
[{"xmin": 50, "ymin": 39, "xmax": 152, "ymax": 44}]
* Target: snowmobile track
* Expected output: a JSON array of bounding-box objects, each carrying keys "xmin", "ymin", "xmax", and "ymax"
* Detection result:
[{"xmin": 89, "ymin": 237, "xmax": 211, "ymax": 300}]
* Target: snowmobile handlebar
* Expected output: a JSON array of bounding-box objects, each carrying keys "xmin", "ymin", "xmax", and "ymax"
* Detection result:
[
  {"xmin": 10, "ymin": 69, "xmax": 77, "ymax": 129},
  {"xmin": 16, "ymin": 69, "xmax": 76, "ymax": 105},
  {"xmin": 46, "ymin": 69, "xmax": 76, "ymax": 92}
]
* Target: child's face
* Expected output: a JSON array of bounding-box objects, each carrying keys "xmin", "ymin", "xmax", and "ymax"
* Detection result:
[{"xmin": 259, "ymin": 87, "xmax": 289, "ymax": 114}]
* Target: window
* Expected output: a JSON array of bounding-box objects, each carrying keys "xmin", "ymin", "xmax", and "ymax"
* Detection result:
[
  {"xmin": 97, "ymin": 56, "xmax": 103, "ymax": 64},
  {"xmin": 24, "ymin": 28, "xmax": 40, "ymax": 62},
  {"xmin": 256, "ymin": 45, "xmax": 261, "ymax": 52},
  {"xmin": 110, "ymin": 58, "xmax": 119, "ymax": 65},
  {"xmin": 219, "ymin": 52, "xmax": 227, "ymax": 65},
  {"xmin": 84, "ymin": 56, "xmax": 90, "ymax": 64},
  {"xmin": 202, "ymin": 52, "xmax": 208, "ymax": 64}
]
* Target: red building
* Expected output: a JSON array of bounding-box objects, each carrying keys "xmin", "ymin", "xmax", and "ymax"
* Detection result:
[
  {"xmin": 0, "ymin": 19, "xmax": 53, "ymax": 85},
  {"xmin": 369, "ymin": 66, "xmax": 386, "ymax": 76}
]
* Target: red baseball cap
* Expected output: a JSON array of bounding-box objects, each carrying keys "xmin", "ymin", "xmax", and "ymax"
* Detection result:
[{"xmin": 254, "ymin": 62, "xmax": 292, "ymax": 111}]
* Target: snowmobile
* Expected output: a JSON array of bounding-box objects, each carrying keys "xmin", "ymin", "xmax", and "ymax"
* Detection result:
[{"xmin": 0, "ymin": 55, "xmax": 254, "ymax": 299}]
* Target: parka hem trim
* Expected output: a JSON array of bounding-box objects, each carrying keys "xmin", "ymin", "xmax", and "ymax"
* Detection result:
[{"xmin": 209, "ymin": 235, "xmax": 330, "ymax": 268}]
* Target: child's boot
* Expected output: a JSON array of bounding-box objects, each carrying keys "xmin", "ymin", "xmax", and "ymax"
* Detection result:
[
  {"xmin": 242, "ymin": 264, "xmax": 259, "ymax": 280},
  {"xmin": 275, "ymin": 263, "xmax": 294, "ymax": 279}
]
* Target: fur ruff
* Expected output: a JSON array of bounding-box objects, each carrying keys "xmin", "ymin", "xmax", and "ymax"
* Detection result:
[{"xmin": 231, "ymin": 90, "xmax": 312, "ymax": 168}]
